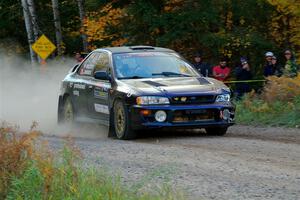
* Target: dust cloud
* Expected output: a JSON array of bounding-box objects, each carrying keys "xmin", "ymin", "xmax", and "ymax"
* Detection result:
[{"xmin": 0, "ymin": 52, "xmax": 108, "ymax": 139}]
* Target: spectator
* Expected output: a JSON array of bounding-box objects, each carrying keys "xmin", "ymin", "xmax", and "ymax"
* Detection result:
[
  {"xmin": 235, "ymin": 57, "xmax": 252, "ymax": 99},
  {"xmin": 264, "ymin": 52, "xmax": 282, "ymax": 77},
  {"xmin": 263, "ymin": 51, "xmax": 274, "ymax": 77},
  {"xmin": 283, "ymin": 49, "xmax": 298, "ymax": 77},
  {"xmin": 271, "ymin": 56, "xmax": 283, "ymax": 77},
  {"xmin": 193, "ymin": 52, "xmax": 211, "ymax": 77},
  {"xmin": 75, "ymin": 52, "xmax": 84, "ymax": 63},
  {"xmin": 212, "ymin": 57, "xmax": 231, "ymax": 82}
]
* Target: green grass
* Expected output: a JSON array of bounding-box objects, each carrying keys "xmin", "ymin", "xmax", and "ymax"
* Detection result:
[
  {"xmin": 235, "ymin": 95, "xmax": 300, "ymax": 128},
  {"xmin": 5, "ymin": 144, "xmax": 184, "ymax": 200}
]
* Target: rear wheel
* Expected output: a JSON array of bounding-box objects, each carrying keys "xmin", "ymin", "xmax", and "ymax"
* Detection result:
[
  {"xmin": 62, "ymin": 97, "xmax": 74, "ymax": 124},
  {"xmin": 113, "ymin": 100, "xmax": 136, "ymax": 140},
  {"xmin": 205, "ymin": 127, "xmax": 228, "ymax": 136}
]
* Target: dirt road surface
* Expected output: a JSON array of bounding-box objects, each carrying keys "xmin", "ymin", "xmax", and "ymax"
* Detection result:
[{"xmin": 45, "ymin": 125, "xmax": 300, "ymax": 200}]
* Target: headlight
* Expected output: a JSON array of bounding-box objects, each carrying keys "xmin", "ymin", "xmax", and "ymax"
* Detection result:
[
  {"xmin": 136, "ymin": 96, "xmax": 170, "ymax": 105},
  {"xmin": 215, "ymin": 94, "xmax": 230, "ymax": 102}
]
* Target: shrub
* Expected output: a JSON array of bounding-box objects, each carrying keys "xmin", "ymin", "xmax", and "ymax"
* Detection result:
[
  {"xmin": 236, "ymin": 74, "xmax": 300, "ymax": 127},
  {"xmin": 263, "ymin": 74, "xmax": 300, "ymax": 103},
  {"xmin": 0, "ymin": 122, "xmax": 40, "ymax": 199}
]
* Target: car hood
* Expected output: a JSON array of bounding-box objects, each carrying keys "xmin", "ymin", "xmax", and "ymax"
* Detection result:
[{"xmin": 118, "ymin": 77, "xmax": 230, "ymax": 96}]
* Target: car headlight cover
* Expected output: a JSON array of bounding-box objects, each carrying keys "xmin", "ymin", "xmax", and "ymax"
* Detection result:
[
  {"xmin": 136, "ymin": 96, "xmax": 170, "ymax": 105},
  {"xmin": 216, "ymin": 94, "xmax": 230, "ymax": 102}
]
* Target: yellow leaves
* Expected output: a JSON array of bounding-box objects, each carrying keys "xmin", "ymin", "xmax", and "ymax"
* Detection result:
[
  {"xmin": 111, "ymin": 38, "xmax": 128, "ymax": 47},
  {"xmin": 267, "ymin": 0, "xmax": 300, "ymax": 62},
  {"xmin": 164, "ymin": 0, "xmax": 184, "ymax": 12},
  {"xmin": 223, "ymin": 34, "xmax": 251, "ymax": 56},
  {"xmin": 226, "ymin": 11, "xmax": 233, "ymax": 30},
  {"xmin": 84, "ymin": 3, "xmax": 125, "ymax": 47},
  {"xmin": 239, "ymin": 17, "xmax": 245, "ymax": 25},
  {"xmin": 263, "ymin": 74, "xmax": 300, "ymax": 103}
]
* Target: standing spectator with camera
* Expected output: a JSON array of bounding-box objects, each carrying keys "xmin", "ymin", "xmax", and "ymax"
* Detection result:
[{"xmin": 235, "ymin": 57, "xmax": 252, "ymax": 99}]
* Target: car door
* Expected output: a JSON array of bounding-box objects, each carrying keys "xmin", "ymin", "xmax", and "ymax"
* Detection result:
[
  {"xmin": 71, "ymin": 53, "xmax": 98, "ymax": 117},
  {"xmin": 86, "ymin": 51, "xmax": 111, "ymax": 123}
]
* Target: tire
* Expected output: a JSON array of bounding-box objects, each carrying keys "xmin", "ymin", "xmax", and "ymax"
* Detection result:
[
  {"xmin": 205, "ymin": 127, "xmax": 228, "ymax": 136},
  {"xmin": 113, "ymin": 100, "xmax": 136, "ymax": 140},
  {"xmin": 62, "ymin": 97, "xmax": 75, "ymax": 124},
  {"xmin": 57, "ymin": 96, "xmax": 64, "ymax": 124},
  {"xmin": 108, "ymin": 108, "xmax": 116, "ymax": 137}
]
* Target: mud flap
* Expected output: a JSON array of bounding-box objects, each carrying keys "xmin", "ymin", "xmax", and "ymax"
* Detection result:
[{"xmin": 57, "ymin": 95, "xmax": 64, "ymax": 123}]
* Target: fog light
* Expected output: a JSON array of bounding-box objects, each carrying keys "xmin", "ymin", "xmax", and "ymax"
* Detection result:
[{"xmin": 155, "ymin": 110, "xmax": 167, "ymax": 122}]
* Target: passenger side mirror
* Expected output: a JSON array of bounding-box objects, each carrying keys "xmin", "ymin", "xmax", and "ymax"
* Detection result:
[{"xmin": 94, "ymin": 70, "xmax": 110, "ymax": 81}]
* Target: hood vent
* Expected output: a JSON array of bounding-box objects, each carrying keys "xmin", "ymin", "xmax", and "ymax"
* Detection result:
[{"xmin": 142, "ymin": 80, "xmax": 166, "ymax": 87}]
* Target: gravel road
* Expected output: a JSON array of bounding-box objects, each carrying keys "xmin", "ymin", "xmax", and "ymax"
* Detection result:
[{"xmin": 45, "ymin": 125, "xmax": 300, "ymax": 200}]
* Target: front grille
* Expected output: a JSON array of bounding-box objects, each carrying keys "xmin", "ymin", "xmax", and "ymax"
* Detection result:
[
  {"xmin": 172, "ymin": 109, "xmax": 217, "ymax": 123},
  {"xmin": 170, "ymin": 95, "xmax": 215, "ymax": 105}
]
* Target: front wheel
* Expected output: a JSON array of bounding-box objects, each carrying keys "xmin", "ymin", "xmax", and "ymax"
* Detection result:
[
  {"xmin": 205, "ymin": 127, "xmax": 228, "ymax": 136},
  {"xmin": 113, "ymin": 100, "xmax": 136, "ymax": 140}
]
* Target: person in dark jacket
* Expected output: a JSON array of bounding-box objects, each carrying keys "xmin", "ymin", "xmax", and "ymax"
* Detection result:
[
  {"xmin": 193, "ymin": 52, "xmax": 212, "ymax": 77},
  {"xmin": 235, "ymin": 57, "xmax": 252, "ymax": 99},
  {"xmin": 263, "ymin": 52, "xmax": 282, "ymax": 77},
  {"xmin": 263, "ymin": 52, "xmax": 274, "ymax": 77}
]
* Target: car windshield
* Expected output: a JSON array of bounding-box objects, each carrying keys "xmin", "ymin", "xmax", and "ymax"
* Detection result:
[{"xmin": 113, "ymin": 52, "xmax": 199, "ymax": 79}]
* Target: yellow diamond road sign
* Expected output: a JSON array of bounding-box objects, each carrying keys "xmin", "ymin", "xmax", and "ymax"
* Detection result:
[{"xmin": 32, "ymin": 34, "xmax": 56, "ymax": 60}]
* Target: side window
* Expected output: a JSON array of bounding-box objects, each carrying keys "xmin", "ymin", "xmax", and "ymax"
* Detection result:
[
  {"xmin": 94, "ymin": 53, "xmax": 110, "ymax": 73},
  {"xmin": 78, "ymin": 53, "xmax": 98, "ymax": 76}
]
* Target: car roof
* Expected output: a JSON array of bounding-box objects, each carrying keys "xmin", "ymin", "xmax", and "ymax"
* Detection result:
[{"xmin": 94, "ymin": 46, "xmax": 176, "ymax": 54}]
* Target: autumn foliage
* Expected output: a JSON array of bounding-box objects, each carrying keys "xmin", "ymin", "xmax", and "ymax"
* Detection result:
[
  {"xmin": 0, "ymin": 122, "xmax": 40, "ymax": 198},
  {"xmin": 263, "ymin": 74, "xmax": 300, "ymax": 103}
]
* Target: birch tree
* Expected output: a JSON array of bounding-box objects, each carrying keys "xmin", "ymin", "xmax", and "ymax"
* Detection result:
[
  {"xmin": 21, "ymin": 0, "xmax": 36, "ymax": 63},
  {"xmin": 26, "ymin": 0, "xmax": 39, "ymax": 41},
  {"xmin": 77, "ymin": 0, "xmax": 88, "ymax": 52},
  {"xmin": 26, "ymin": 0, "xmax": 41, "ymax": 62},
  {"xmin": 51, "ymin": 0, "xmax": 63, "ymax": 56}
]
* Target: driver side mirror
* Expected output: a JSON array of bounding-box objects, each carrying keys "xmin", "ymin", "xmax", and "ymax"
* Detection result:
[{"xmin": 94, "ymin": 70, "xmax": 110, "ymax": 81}]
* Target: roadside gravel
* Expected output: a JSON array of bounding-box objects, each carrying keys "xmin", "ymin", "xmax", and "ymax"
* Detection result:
[{"xmin": 45, "ymin": 125, "xmax": 300, "ymax": 200}]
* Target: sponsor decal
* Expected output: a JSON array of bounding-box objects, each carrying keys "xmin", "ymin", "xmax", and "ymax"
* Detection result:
[
  {"xmin": 93, "ymin": 82, "xmax": 111, "ymax": 89},
  {"xmin": 126, "ymin": 88, "xmax": 135, "ymax": 97},
  {"xmin": 73, "ymin": 90, "xmax": 79, "ymax": 96},
  {"xmin": 94, "ymin": 87, "xmax": 108, "ymax": 99},
  {"xmin": 73, "ymin": 83, "xmax": 86, "ymax": 89},
  {"xmin": 94, "ymin": 104, "xmax": 109, "ymax": 114}
]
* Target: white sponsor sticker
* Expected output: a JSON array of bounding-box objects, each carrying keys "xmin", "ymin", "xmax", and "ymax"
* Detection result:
[
  {"xmin": 94, "ymin": 104, "xmax": 109, "ymax": 114},
  {"xmin": 74, "ymin": 83, "xmax": 86, "ymax": 89},
  {"xmin": 73, "ymin": 90, "xmax": 79, "ymax": 96}
]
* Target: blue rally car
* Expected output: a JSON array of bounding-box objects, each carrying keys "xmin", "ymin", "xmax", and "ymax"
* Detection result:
[{"xmin": 58, "ymin": 46, "xmax": 235, "ymax": 139}]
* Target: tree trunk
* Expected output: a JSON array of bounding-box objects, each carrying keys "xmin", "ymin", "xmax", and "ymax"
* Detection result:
[
  {"xmin": 77, "ymin": 0, "xmax": 88, "ymax": 52},
  {"xmin": 26, "ymin": 0, "xmax": 41, "ymax": 62},
  {"xmin": 21, "ymin": 0, "xmax": 36, "ymax": 63},
  {"xmin": 51, "ymin": 0, "xmax": 63, "ymax": 56}
]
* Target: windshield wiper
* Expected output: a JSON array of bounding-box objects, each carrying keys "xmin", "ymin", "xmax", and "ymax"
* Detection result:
[
  {"xmin": 118, "ymin": 76, "xmax": 147, "ymax": 80},
  {"xmin": 152, "ymin": 71, "xmax": 192, "ymax": 77}
]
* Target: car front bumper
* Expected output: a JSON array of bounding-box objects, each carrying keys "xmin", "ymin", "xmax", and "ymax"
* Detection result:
[{"xmin": 129, "ymin": 103, "xmax": 235, "ymax": 130}]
